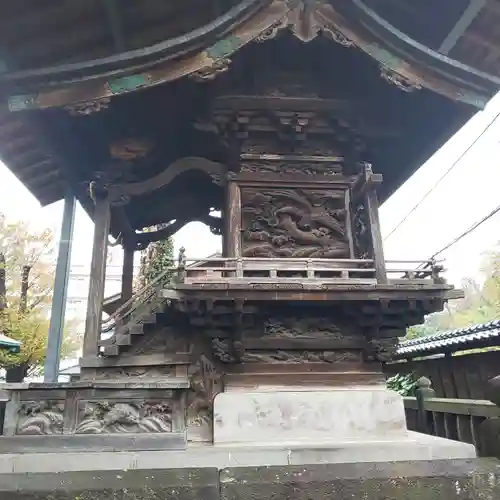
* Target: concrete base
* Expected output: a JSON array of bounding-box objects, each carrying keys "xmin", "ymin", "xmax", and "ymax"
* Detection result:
[
  {"xmin": 0, "ymin": 432, "xmax": 475, "ymax": 473},
  {"xmin": 213, "ymin": 387, "xmax": 407, "ymax": 445}
]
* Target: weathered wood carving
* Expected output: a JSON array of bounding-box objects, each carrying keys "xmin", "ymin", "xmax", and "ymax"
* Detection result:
[
  {"xmin": 94, "ymin": 366, "xmax": 178, "ymax": 380},
  {"xmin": 353, "ymin": 201, "xmax": 371, "ymax": 259},
  {"xmin": 264, "ymin": 315, "xmax": 344, "ymax": 338},
  {"xmin": 241, "ymin": 350, "xmax": 362, "ymax": 363},
  {"xmin": 367, "ymin": 338, "xmax": 399, "ymax": 363},
  {"xmin": 240, "ymin": 161, "xmax": 342, "ymax": 176},
  {"xmin": 241, "ymin": 187, "xmax": 349, "ymax": 258},
  {"xmin": 76, "ymin": 401, "xmax": 173, "ymax": 434},
  {"xmin": 187, "ymin": 356, "xmax": 222, "ymax": 441}
]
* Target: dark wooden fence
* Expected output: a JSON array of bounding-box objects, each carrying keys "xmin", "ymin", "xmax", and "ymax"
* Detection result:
[
  {"xmin": 405, "ymin": 376, "xmax": 500, "ymax": 459},
  {"xmin": 385, "ymin": 350, "xmax": 500, "ymax": 400}
]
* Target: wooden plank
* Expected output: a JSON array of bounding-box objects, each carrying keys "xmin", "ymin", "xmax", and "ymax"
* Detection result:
[
  {"xmin": 79, "ymin": 352, "xmax": 191, "ymax": 368},
  {"xmin": 227, "ymin": 181, "xmax": 241, "ymax": 257},
  {"xmin": 224, "ymin": 372, "xmax": 385, "ymax": 388},
  {"xmin": 345, "ymin": 188, "xmax": 355, "ymax": 258},
  {"xmin": 243, "ymin": 338, "xmax": 367, "ymax": 350},
  {"xmin": 439, "ymin": 0, "xmax": 487, "ymax": 55},
  {"xmin": 417, "ymin": 398, "xmax": 500, "ymax": 418},
  {"xmin": 82, "ymin": 196, "xmax": 111, "ymax": 358},
  {"xmin": 121, "ymin": 245, "xmax": 134, "ymax": 304}
]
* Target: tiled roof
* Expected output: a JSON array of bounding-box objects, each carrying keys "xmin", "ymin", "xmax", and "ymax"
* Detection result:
[{"xmin": 396, "ymin": 319, "xmax": 500, "ymax": 357}]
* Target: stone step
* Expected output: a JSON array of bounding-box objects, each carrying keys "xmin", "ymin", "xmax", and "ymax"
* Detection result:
[{"xmin": 98, "ymin": 298, "xmax": 168, "ymax": 357}]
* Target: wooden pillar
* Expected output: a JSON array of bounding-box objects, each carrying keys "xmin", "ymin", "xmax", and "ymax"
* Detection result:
[
  {"xmin": 226, "ymin": 181, "xmax": 242, "ymax": 257},
  {"xmin": 365, "ymin": 188, "xmax": 387, "ymax": 284},
  {"xmin": 121, "ymin": 245, "xmax": 134, "ymax": 302},
  {"xmin": 82, "ymin": 196, "xmax": 111, "ymax": 357}
]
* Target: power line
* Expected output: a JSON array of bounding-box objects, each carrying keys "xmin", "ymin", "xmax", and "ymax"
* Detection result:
[
  {"xmin": 428, "ymin": 201, "xmax": 500, "ymax": 260},
  {"xmin": 384, "ymin": 110, "xmax": 500, "ymax": 241}
]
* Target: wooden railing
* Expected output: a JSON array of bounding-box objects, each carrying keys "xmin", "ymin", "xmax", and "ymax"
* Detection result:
[
  {"xmin": 178, "ymin": 256, "xmax": 444, "ymax": 285},
  {"xmin": 404, "ymin": 377, "xmax": 500, "ymax": 459},
  {"xmin": 99, "ymin": 254, "xmax": 445, "ymax": 340}
]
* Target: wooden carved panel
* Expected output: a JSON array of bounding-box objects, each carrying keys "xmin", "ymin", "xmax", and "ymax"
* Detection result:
[{"xmin": 241, "ymin": 187, "xmax": 350, "ymax": 258}]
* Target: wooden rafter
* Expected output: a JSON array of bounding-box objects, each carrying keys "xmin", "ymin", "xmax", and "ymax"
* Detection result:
[
  {"xmin": 439, "ymin": 0, "xmax": 487, "ymax": 55},
  {"xmin": 103, "ymin": 0, "xmax": 126, "ymax": 52}
]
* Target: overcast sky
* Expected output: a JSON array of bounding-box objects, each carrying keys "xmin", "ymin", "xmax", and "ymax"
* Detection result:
[{"xmin": 1, "ymin": 91, "xmax": 500, "ymax": 287}]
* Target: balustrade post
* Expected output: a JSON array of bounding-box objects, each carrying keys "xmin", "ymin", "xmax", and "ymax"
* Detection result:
[
  {"xmin": 415, "ymin": 376, "xmax": 435, "ymax": 434},
  {"xmin": 177, "ymin": 247, "xmax": 186, "ymax": 283},
  {"xmin": 478, "ymin": 375, "xmax": 500, "ymax": 458},
  {"xmin": 362, "ymin": 165, "xmax": 387, "ymax": 284}
]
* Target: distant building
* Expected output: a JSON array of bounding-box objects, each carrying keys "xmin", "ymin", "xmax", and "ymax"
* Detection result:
[{"xmin": 65, "ymin": 263, "xmax": 140, "ymax": 337}]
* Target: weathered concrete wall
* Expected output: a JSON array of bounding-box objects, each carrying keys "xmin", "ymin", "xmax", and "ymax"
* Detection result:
[{"xmin": 0, "ymin": 460, "xmax": 500, "ymax": 500}]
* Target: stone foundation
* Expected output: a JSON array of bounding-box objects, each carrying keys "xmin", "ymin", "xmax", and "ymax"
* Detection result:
[
  {"xmin": 0, "ymin": 460, "xmax": 499, "ymax": 500},
  {"xmin": 213, "ymin": 387, "xmax": 407, "ymax": 445}
]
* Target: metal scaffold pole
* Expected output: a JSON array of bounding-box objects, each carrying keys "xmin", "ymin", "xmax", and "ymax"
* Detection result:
[{"xmin": 43, "ymin": 190, "xmax": 76, "ymax": 383}]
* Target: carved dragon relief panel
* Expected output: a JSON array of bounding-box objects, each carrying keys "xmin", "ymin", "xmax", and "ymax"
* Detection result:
[
  {"xmin": 241, "ymin": 350, "xmax": 362, "ymax": 363},
  {"xmin": 264, "ymin": 315, "xmax": 345, "ymax": 338},
  {"xmin": 75, "ymin": 400, "xmax": 173, "ymax": 434},
  {"xmin": 240, "ymin": 187, "xmax": 350, "ymax": 258},
  {"xmin": 16, "ymin": 401, "xmax": 65, "ymax": 435},
  {"xmin": 240, "ymin": 161, "xmax": 343, "ymax": 176},
  {"xmin": 9, "ymin": 390, "xmax": 183, "ymax": 437}
]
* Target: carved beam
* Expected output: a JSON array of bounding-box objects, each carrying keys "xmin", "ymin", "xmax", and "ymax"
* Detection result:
[
  {"xmin": 352, "ymin": 163, "xmax": 383, "ymax": 201},
  {"xmin": 133, "ymin": 214, "xmax": 222, "ymax": 250},
  {"xmin": 107, "ymin": 157, "xmax": 225, "ymax": 200},
  {"xmin": 438, "ymin": 0, "xmax": 487, "ymax": 55}
]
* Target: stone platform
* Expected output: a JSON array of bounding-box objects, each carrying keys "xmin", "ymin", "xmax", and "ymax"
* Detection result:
[
  {"xmin": 0, "ymin": 432, "xmax": 474, "ymax": 473},
  {"xmin": 0, "ymin": 459, "xmax": 499, "ymax": 500}
]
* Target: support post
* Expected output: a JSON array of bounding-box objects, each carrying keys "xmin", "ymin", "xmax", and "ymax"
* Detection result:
[
  {"xmin": 44, "ymin": 192, "xmax": 75, "ymax": 383},
  {"xmin": 121, "ymin": 245, "xmax": 134, "ymax": 303},
  {"xmin": 82, "ymin": 196, "xmax": 111, "ymax": 358},
  {"xmin": 226, "ymin": 181, "xmax": 241, "ymax": 258},
  {"xmin": 365, "ymin": 186, "xmax": 387, "ymax": 284}
]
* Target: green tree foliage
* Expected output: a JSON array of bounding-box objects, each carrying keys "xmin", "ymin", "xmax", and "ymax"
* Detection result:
[
  {"xmin": 137, "ymin": 224, "xmax": 175, "ymax": 288},
  {"xmin": 386, "ymin": 373, "xmax": 418, "ymax": 396},
  {"xmin": 403, "ymin": 243, "xmax": 500, "ymax": 341},
  {"xmin": 0, "ymin": 215, "xmax": 79, "ymax": 381}
]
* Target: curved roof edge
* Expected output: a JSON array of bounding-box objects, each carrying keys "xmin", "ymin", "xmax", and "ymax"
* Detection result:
[
  {"xmin": 1, "ymin": 0, "xmax": 268, "ymax": 86},
  {"xmin": 3, "ymin": 0, "xmax": 500, "ymax": 112},
  {"xmin": 396, "ymin": 319, "xmax": 500, "ymax": 358}
]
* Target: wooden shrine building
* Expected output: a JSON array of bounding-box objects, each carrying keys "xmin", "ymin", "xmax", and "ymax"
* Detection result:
[{"xmin": 0, "ymin": 0, "xmax": 499, "ymax": 451}]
